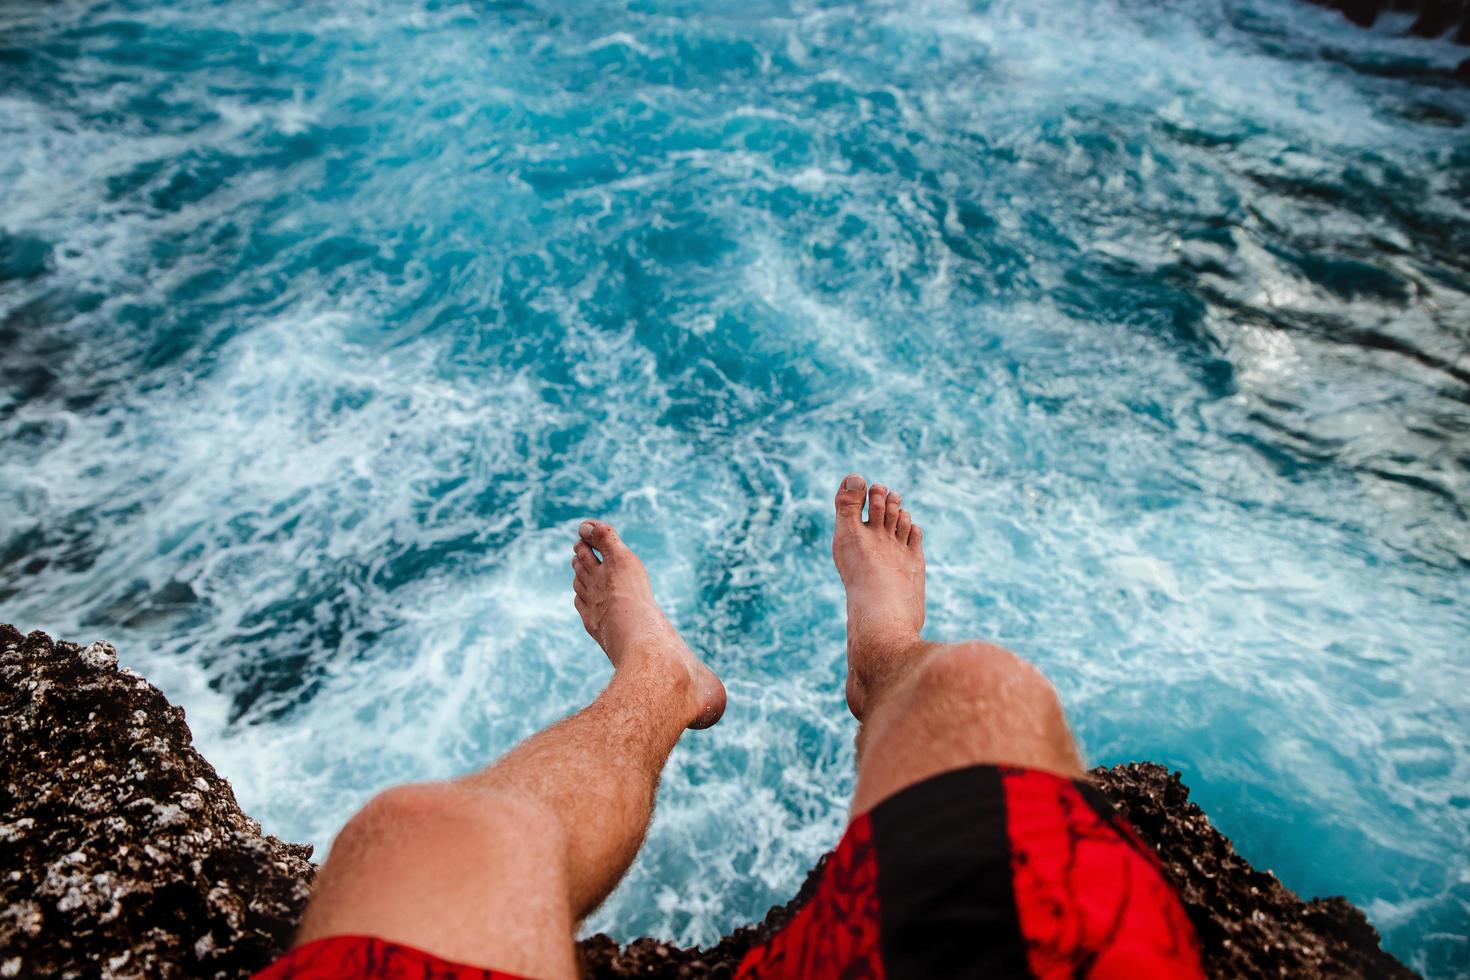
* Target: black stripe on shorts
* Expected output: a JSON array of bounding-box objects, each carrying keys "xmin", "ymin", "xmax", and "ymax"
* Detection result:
[{"xmin": 866, "ymin": 765, "xmax": 1030, "ymax": 979}]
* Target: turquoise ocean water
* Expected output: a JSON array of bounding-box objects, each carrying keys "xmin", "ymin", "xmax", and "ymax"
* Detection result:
[{"xmin": 2, "ymin": 0, "xmax": 1468, "ymax": 973}]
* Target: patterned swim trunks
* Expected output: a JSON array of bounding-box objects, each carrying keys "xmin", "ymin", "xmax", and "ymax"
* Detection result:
[{"xmin": 256, "ymin": 765, "xmax": 1204, "ymax": 979}]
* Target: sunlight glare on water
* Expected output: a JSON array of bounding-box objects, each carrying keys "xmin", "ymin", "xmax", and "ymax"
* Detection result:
[{"xmin": 1, "ymin": 0, "xmax": 1469, "ymax": 974}]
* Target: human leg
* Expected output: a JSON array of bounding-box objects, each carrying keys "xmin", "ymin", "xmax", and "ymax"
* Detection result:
[
  {"xmin": 288, "ymin": 521, "xmax": 724, "ymax": 978},
  {"xmin": 828, "ymin": 473, "xmax": 1083, "ymax": 815},
  {"xmin": 786, "ymin": 476, "xmax": 1200, "ymax": 980}
]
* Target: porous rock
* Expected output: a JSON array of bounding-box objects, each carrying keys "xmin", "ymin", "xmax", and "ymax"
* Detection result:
[
  {"xmin": 0, "ymin": 625, "xmax": 314, "ymax": 979},
  {"xmin": 0, "ymin": 625, "xmax": 1415, "ymax": 978},
  {"xmin": 1092, "ymin": 763, "xmax": 1417, "ymax": 980}
]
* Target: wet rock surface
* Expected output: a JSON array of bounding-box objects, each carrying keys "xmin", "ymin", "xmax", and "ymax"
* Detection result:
[
  {"xmin": 1302, "ymin": 0, "xmax": 1470, "ymax": 79},
  {"xmin": 0, "ymin": 625, "xmax": 315, "ymax": 979},
  {"xmin": 1091, "ymin": 763, "xmax": 1417, "ymax": 980},
  {"xmin": 1, "ymin": 625, "xmax": 1415, "ymax": 978},
  {"xmin": 1308, "ymin": 0, "xmax": 1470, "ymax": 39}
]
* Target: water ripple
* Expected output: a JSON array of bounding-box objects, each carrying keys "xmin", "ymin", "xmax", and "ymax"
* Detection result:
[{"xmin": 2, "ymin": 0, "xmax": 1468, "ymax": 973}]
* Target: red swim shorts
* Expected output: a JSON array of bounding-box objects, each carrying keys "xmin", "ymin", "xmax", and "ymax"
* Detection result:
[{"xmin": 256, "ymin": 765, "xmax": 1205, "ymax": 979}]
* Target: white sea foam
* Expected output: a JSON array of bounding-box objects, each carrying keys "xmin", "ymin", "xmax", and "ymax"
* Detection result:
[{"xmin": 2, "ymin": 0, "xmax": 1468, "ymax": 973}]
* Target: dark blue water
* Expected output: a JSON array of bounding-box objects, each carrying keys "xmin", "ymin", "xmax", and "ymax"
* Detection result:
[{"xmin": 2, "ymin": 0, "xmax": 1468, "ymax": 973}]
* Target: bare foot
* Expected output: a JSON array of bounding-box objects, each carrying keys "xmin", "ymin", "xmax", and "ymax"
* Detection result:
[
  {"xmin": 572, "ymin": 520, "xmax": 726, "ymax": 730},
  {"xmin": 832, "ymin": 474, "xmax": 926, "ymax": 720}
]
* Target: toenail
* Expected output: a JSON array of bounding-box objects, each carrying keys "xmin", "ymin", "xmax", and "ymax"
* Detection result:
[
  {"xmin": 843, "ymin": 475, "xmax": 863, "ymax": 491},
  {"xmin": 579, "ymin": 522, "xmax": 595, "ymax": 539}
]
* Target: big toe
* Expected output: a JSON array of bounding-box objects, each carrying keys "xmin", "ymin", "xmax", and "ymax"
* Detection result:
[
  {"xmin": 835, "ymin": 473, "xmax": 867, "ymax": 525},
  {"xmin": 578, "ymin": 520, "xmax": 624, "ymax": 558}
]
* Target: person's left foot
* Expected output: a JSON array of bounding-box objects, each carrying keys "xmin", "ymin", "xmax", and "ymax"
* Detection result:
[{"xmin": 572, "ymin": 520, "xmax": 726, "ymax": 730}]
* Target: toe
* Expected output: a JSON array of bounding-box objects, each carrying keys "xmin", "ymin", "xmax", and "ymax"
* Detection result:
[
  {"xmin": 579, "ymin": 520, "xmax": 623, "ymax": 558},
  {"xmin": 867, "ymin": 484, "xmax": 888, "ymax": 526},
  {"xmin": 835, "ymin": 473, "xmax": 867, "ymax": 525},
  {"xmin": 573, "ymin": 574, "xmax": 589, "ymax": 599},
  {"xmin": 896, "ymin": 509, "xmax": 912, "ymax": 540},
  {"xmin": 909, "ymin": 523, "xmax": 923, "ymax": 549},
  {"xmin": 884, "ymin": 492, "xmax": 902, "ymax": 531},
  {"xmin": 573, "ymin": 540, "xmax": 599, "ymax": 566}
]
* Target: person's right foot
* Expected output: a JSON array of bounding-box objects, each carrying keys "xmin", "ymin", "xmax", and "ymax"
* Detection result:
[
  {"xmin": 572, "ymin": 520, "xmax": 726, "ymax": 730},
  {"xmin": 832, "ymin": 474, "xmax": 927, "ymax": 720}
]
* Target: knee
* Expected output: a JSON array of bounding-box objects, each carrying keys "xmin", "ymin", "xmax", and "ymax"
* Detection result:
[
  {"xmin": 908, "ymin": 641, "xmax": 1064, "ymax": 719},
  {"xmin": 852, "ymin": 641, "xmax": 1084, "ymax": 812},
  {"xmin": 329, "ymin": 784, "xmax": 449, "ymax": 862},
  {"xmin": 330, "ymin": 783, "xmax": 561, "ymax": 867},
  {"xmin": 298, "ymin": 782, "xmax": 574, "ymax": 954}
]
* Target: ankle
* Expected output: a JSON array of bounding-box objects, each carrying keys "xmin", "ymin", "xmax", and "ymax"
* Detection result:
[
  {"xmin": 847, "ymin": 625, "xmax": 925, "ymax": 677},
  {"xmin": 614, "ymin": 647, "xmax": 701, "ymax": 718},
  {"xmin": 846, "ymin": 633, "xmax": 929, "ymax": 720}
]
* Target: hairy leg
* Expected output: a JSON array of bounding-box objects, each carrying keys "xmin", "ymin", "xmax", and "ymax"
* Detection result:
[
  {"xmin": 293, "ymin": 521, "xmax": 725, "ymax": 978},
  {"xmin": 829, "ymin": 475, "xmax": 1083, "ymax": 816}
]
